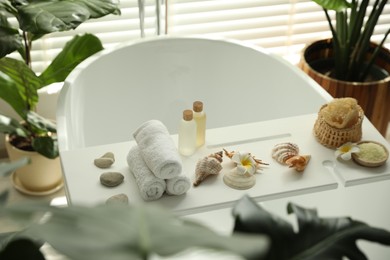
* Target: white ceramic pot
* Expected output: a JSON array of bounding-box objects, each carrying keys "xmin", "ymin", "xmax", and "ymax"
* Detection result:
[{"xmin": 5, "ymin": 135, "xmax": 62, "ymax": 192}]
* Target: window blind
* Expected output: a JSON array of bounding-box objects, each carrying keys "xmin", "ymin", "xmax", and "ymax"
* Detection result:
[{"xmin": 20, "ymin": 0, "xmax": 390, "ymax": 73}]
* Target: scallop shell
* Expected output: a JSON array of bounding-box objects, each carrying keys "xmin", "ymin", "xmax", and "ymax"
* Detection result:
[
  {"xmin": 271, "ymin": 143, "xmax": 299, "ymax": 165},
  {"xmin": 193, "ymin": 152, "xmax": 223, "ymax": 186},
  {"xmin": 272, "ymin": 143, "xmax": 311, "ymax": 172},
  {"xmin": 285, "ymin": 155, "xmax": 311, "ymax": 172},
  {"xmin": 223, "ymin": 170, "xmax": 256, "ymax": 190}
]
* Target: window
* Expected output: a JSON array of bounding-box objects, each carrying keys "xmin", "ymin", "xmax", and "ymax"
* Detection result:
[{"xmin": 25, "ymin": 0, "xmax": 390, "ymax": 73}]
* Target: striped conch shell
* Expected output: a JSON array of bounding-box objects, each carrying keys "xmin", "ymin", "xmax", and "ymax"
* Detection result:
[
  {"xmin": 193, "ymin": 151, "xmax": 223, "ymax": 186},
  {"xmin": 272, "ymin": 142, "xmax": 310, "ymax": 172}
]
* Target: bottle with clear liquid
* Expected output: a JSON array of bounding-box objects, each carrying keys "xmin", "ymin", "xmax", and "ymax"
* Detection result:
[
  {"xmin": 193, "ymin": 101, "xmax": 206, "ymax": 147},
  {"xmin": 178, "ymin": 109, "xmax": 197, "ymax": 156}
]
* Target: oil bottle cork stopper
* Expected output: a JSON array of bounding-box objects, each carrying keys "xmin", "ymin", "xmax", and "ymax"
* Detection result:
[
  {"xmin": 183, "ymin": 109, "xmax": 193, "ymax": 121},
  {"xmin": 193, "ymin": 101, "xmax": 203, "ymax": 112}
]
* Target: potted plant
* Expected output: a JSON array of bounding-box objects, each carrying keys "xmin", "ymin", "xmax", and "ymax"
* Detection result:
[
  {"xmin": 0, "ymin": 0, "xmax": 120, "ymax": 192},
  {"xmin": 299, "ymin": 0, "xmax": 390, "ymax": 136}
]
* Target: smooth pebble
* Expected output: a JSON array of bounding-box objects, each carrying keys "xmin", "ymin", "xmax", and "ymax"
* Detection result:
[
  {"xmin": 94, "ymin": 152, "xmax": 115, "ymax": 168},
  {"xmin": 100, "ymin": 172, "xmax": 124, "ymax": 187},
  {"xmin": 106, "ymin": 193, "xmax": 129, "ymax": 205}
]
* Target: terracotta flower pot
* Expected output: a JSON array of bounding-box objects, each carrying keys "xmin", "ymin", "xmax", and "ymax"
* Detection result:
[
  {"xmin": 299, "ymin": 38, "xmax": 390, "ymax": 136},
  {"xmin": 5, "ymin": 135, "xmax": 63, "ymax": 193}
]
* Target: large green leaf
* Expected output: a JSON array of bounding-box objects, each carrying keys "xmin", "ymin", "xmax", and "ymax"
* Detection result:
[
  {"xmin": 233, "ymin": 195, "xmax": 390, "ymax": 260},
  {"xmin": 312, "ymin": 0, "xmax": 351, "ymax": 11},
  {"xmin": 0, "ymin": 159, "xmax": 27, "ymax": 205},
  {"xmin": 15, "ymin": 0, "xmax": 120, "ymax": 34},
  {"xmin": 0, "ymin": 157, "xmax": 29, "ymax": 177},
  {"xmin": 26, "ymin": 111, "xmax": 56, "ymax": 133},
  {"xmin": 0, "ymin": 114, "xmax": 29, "ymax": 137},
  {"xmin": 0, "ymin": 12, "xmax": 23, "ymax": 58},
  {"xmin": 0, "ymin": 238, "xmax": 45, "ymax": 260},
  {"xmin": 1, "ymin": 203, "xmax": 269, "ymax": 260},
  {"xmin": 0, "ymin": 0, "xmax": 17, "ymax": 15},
  {"xmin": 26, "ymin": 111, "xmax": 58, "ymax": 158},
  {"xmin": 31, "ymin": 136, "xmax": 58, "ymax": 159},
  {"xmin": 0, "ymin": 70, "xmax": 26, "ymax": 118},
  {"xmin": 39, "ymin": 34, "xmax": 103, "ymax": 86},
  {"xmin": 0, "ymin": 157, "xmax": 29, "ymax": 205},
  {"xmin": 70, "ymin": 0, "xmax": 121, "ymax": 18},
  {"xmin": 0, "ymin": 57, "xmax": 40, "ymax": 117}
]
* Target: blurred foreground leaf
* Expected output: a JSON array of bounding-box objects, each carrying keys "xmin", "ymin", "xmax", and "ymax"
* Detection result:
[
  {"xmin": 232, "ymin": 195, "xmax": 390, "ymax": 260},
  {"xmin": 1, "ymin": 203, "xmax": 269, "ymax": 260}
]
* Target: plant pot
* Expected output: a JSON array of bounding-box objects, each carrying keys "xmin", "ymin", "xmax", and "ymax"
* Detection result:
[
  {"xmin": 299, "ymin": 38, "xmax": 390, "ymax": 136},
  {"xmin": 5, "ymin": 135, "xmax": 63, "ymax": 193}
]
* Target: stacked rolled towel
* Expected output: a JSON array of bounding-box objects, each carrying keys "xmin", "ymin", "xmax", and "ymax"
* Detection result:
[
  {"xmin": 166, "ymin": 175, "xmax": 191, "ymax": 196},
  {"xmin": 127, "ymin": 145, "xmax": 166, "ymax": 201},
  {"xmin": 133, "ymin": 120, "xmax": 182, "ymax": 179}
]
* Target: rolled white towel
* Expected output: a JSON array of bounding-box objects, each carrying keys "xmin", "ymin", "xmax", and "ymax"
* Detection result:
[
  {"xmin": 127, "ymin": 145, "xmax": 166, "ymax": 201},
  {"xmin": 165, "ymin": 175, "xmax": 191, "ymax": 196},
  {"xmin": 133, "ymin": 120, "xmax": 182, "ymax": 179}
]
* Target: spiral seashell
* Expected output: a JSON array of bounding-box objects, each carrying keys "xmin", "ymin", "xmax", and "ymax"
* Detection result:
[
  {"xmin": 223, "ymin": 170, "xmax": 256, "ymax": 190},
  {"xmin": 209, "ymin": 150, "xmax": 223, "ymax": 163},
  {"xmin": 271, "ymin": 143, "xmax": 299, "ymax": 165},
  {"xmin": 193, "ymin": 152, "xmax": 223, "ymax": 186},
  {"xmin": 285, "ymin": 155, "xmax": 311, "ymax": 172}
]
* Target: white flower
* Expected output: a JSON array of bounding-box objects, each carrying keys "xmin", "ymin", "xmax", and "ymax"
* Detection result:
[
  {"xmin": 231, "ymin": 152, "xmax": 257, "ymax": 175},
  {"xmin": 335, "ymin": 142, "xmax": 360, "ymax": 160}
]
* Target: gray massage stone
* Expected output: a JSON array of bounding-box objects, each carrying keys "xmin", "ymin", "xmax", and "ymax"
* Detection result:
[
  {"xmin": 100, "ymin": 172, "xmax": 124, "ymax": 187},
  {"xmin": 106, "ymin": 193, "xmax": 129, "ymax": 205}
]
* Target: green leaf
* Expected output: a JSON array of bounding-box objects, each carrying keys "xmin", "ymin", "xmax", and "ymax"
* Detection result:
[
  {"xmin": 0, "ymin": 190, "xmax": 9, "ymax": 205},
  {"xmin": 0, "ymin": 157, "xmax": 30, "ymax": 177},
  {"xmin": 0, "ymin": 12, "xmax": 23, "ymax": 58},
  {"xmin": 0, "ymin": 70, "xmax": 26, "ymax": 118},
  {"xmin": 312, "ymin": 0, "xmax": 351, "ymax": 11},
  {"xmin": 15, "ymin": 0, "xmax": 120, "ymax": 34},
  {"xmin": 32, "ymin": 136, "xmax": 58, "ymax": 159},
  {"xmin": 0, "ymin": 238, "xmax": 45, "ymax": 260},
  {"xmin": 25, "ymin": 110, "xmax": 58, "ymax": 158},
  {"xmin": 0, "ymin": 57, "xmax": 41, "ymax": 117},
  {"xmin": 232, "ymin": 195, "xmax": 295, "ymax": 259},
  {"xmin": 16, "ymin": 1, "xmax": 90, "ymax": 34},
  {"xmin": 1, "ymin": 203, "xmax": 269, "ymax": 260},
  {"xmin": 233, "ymin": 195, "xmax": 390, "ymax": 260},
  {"xmin": 26, "ymin": 111, "xmax": 56, "ymax": 133},
  {"xmin": 39, "ymin": 34, "xmax": 104, "ymax": 86},
  {"xmin": 70, "ymin": 0, "xmax": 121, "ymax": 18},
  {"xmin": 0, "ymin": 0, "xmax": 17, "ymax": 15},
  {"xmin": 0, "ymin": 114, "xmax": 28, "ymax": 137}
]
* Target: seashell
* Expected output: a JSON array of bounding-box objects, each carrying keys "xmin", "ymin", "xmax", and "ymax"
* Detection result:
[
  {"xmin": 285, "ymin": 155, "xmax": 311, "ymax": 172},
  {"xmin": 209, "ymin": 150, "xmax": 223, "ymax": 163},
  {"xmin": 223, "ymin": 170, "xmax": 256, "ymax": 190},
  {"xmin": 193, "ymin": 152, "xmax": 223, "ymax": 186},
  {"xmin": 94, "ymin": 152, "xmax": 115, "ymax": 168},
  {"xmin": 271, "ymin": 143, "xmax": 299, "ymax": 165}
]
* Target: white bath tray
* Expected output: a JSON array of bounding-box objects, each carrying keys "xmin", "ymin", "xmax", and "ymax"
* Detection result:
[{"xmin": 60, "ymin": 113, "xmax": 390, "ymax": 214}]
